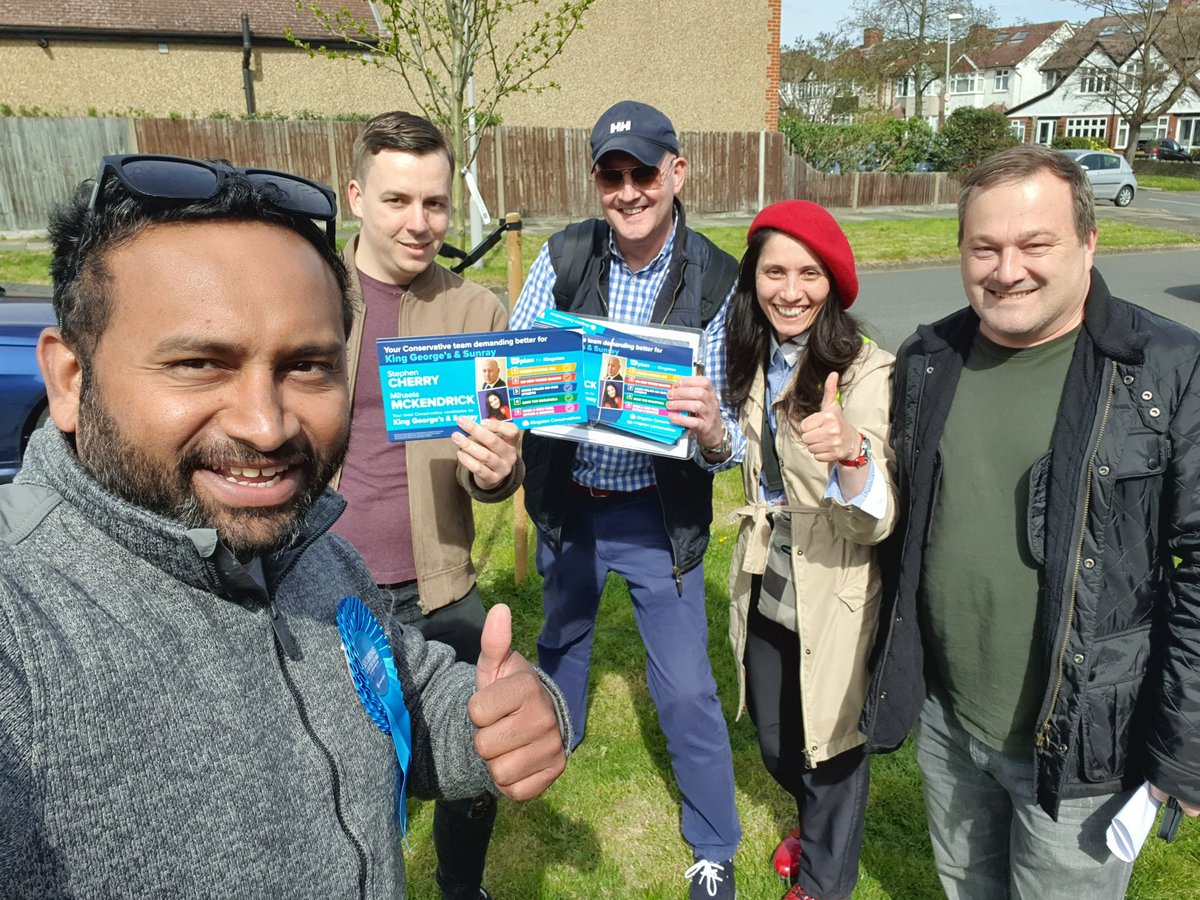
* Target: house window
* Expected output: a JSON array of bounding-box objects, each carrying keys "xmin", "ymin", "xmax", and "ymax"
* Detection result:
[
  {"xmin": 1079, "ymin": 67, "xmax": 1113, "ymax": 94},
  {"xmin": 1156, "ymin": 116, "xmax": 1169, "ymax": 138},
  {"xmin": 895, "ymin": 76, "xmax": 912, "ymax": 98},
  {"xmin": 1179, "ymin": 118, "xmax": 1199, "ymax": 151},
  {"xmin": 1066, "ymin": 117, "xmax": 1109, "ymax": 139},
  {"xmin": 1122, "ymin": 60, "xmax": 1143, "ymax": 89},
  {"xmin": 951, "ymin": 71, "xmax": 977, "ymax": 94},
  {"xmin": 798, "ymin": 80, "xmax": 823, "ymax": 99},
  {"xmin": 1116, "ymin": 119, "xmax": 1130, "ymax": 149},
  {"xmin": 1011, "ymin": 120, "xmax": 1026, "ymax": 142},
  {"xmin": 1043, "ymin": 71, "xmax": 1060, "ymax": 91},
  {"xmin": 995, "ymin": 69, "xmax": 1011, "ymax": 92},
  {"xmin": 1010, "ymin": 31, "xmax": 1028, "ymax": 42}
]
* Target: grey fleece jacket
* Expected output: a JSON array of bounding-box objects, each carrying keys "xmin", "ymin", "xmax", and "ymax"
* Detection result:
[{"xmin": 0, "ymin": 426, "xmax": 569, "ymax": 899}]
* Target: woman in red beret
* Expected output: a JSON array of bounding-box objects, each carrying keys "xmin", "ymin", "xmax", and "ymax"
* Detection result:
[{"xmin": 724, "ymin": 200, "xmax": 899, "ymax": 900}]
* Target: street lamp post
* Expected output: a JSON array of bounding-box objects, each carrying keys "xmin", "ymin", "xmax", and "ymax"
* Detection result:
[{"xmin": 944, "ymin": 12, "xmax": 964, "ymax": 128}]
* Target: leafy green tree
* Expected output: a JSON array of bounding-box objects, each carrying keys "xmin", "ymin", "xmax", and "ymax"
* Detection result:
[
  {"xmin": 930, "ymin": 106, "xmax": 1019, "ymax": 173},
  {"xmin": 779, "ymin": 115, "xmax": 935, "ymax": 172},
  {"xmin": 779, "ymin": 34, "xmax": 858, "ymax": 122},
  {"xmin": 290, "ymin": 0, "xmax": 596, "ymax": 236},
  {"xmin": 1052, "ymin": 135, "xmax": 1110, "ymax": 151}
]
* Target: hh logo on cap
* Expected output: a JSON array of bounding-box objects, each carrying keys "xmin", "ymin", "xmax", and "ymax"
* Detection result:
[{"xmin": 610, "ymin": 120, "xmax": 631, "ymax": 133}]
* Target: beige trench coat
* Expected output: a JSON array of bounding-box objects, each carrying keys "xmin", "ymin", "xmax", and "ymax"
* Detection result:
[{"xmin": 728, "ymin": 340, "xmax": 899, "ymax": 767}]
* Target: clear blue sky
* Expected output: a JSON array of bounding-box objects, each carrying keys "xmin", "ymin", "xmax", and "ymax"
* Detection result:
[{"xmin": 781, "ymin": 0, "xmax": 1098, "ymax": 45}]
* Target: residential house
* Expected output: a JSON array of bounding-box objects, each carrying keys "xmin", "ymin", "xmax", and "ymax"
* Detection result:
[
  {"xmin": 1007, "ymin": 8, "xmax": 1200, "ymax": 152},
  {"xmin": 779, "ymin": 29, "xmax": 905, "ymax": 124},
  {"xmin": 894, "ymin": 21, "xmax": 1073, "ymax": 135},
  {"xmin": 784, "ymin": 22, "xmax": 1072, "ymax": 131},
  {"xmin": 0, "ymin": 0, "xmax": 780, "ymax": 131}
]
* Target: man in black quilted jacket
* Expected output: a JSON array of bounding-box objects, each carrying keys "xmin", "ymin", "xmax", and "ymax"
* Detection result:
[{"xmin": 862, "ymin": 144, "xmax": 1199, "ymax": 899}]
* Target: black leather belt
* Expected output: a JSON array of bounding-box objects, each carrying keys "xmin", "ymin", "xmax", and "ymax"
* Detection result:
[{"xmin": 570, "ymin": 482, "xmax": 657, "ymax": 499}]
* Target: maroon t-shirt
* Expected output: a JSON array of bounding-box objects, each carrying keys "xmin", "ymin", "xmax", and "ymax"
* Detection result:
[{"xmin": 331, "ymin": 270, "xmax": 417, "ymax": 584}]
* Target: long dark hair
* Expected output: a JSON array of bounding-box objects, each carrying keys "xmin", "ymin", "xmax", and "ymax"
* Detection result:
[
  {"xmin": 485, "ymin": 391, "xmax": 508, "ymax": 419},
  {"xmin": 723, "ymin": 227, "xmax": 866, "ymax": 427}
]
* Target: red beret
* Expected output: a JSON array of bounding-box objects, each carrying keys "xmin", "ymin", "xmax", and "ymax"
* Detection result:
[{"xmin": 747, "ymin": 200, "xmax": 859, "ymax": 308}]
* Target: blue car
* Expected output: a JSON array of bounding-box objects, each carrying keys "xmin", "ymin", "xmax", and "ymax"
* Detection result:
[{"xmin": 1, "ymin": 285, "xmax": 56, "ymax": 483}]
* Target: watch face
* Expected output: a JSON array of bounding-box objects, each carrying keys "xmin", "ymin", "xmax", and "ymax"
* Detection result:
[{"xmin": 861, "ymin": 435, "xmax": 872, "ymax": 458}]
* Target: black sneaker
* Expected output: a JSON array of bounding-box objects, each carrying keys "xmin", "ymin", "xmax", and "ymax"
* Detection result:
[{"xmin": 685, "ymin": 858, "xmax": 735, "ymax": 899}]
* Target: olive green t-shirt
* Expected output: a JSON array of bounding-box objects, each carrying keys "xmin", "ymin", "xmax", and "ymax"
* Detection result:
[{"xmin": 921, "ymin": 326, "xmax": 1079, "ymax": 753}]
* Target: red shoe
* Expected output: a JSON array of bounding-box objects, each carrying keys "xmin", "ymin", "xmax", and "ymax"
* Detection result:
[
  {"xmin": 782, "ymin": 884, "xmax": 816, "ymax": 900},
  {"xmin": 771, "ymin": 826, "xmax": 803, "ymax": 880}
]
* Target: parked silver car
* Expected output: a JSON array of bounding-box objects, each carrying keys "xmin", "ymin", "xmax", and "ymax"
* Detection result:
[{"xmin": 1060, "ymin": 149, "xmax": 1138, "ymax": 207}]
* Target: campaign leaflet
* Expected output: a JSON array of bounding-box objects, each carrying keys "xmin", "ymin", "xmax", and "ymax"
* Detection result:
[
  {"xmin": 534, "ymin": 309, "xmax": 697, "ymax": 446},
  {"xmin": 376, "ymin": 328, "xmax": 585, "ymax": 441}
]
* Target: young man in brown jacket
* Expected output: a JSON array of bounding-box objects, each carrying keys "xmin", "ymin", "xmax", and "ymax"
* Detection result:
[{"xmin": 331, "ymin": 111, "xmax": 522, "ymax": 900}]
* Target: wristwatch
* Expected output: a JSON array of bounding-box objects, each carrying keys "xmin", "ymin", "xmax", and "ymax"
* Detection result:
[
  {"xmin": 700, "ymin": 424, "xmax": 732, "ymax": 458},
  {"xmin": 838, "ymin": 433, "xmax": 872, "ymax": 468}
]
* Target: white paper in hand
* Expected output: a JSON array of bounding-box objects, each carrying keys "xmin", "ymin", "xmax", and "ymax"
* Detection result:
[{"xmin": 1106, "ymin": 782, "xmax": 1162, "ymax": 862}]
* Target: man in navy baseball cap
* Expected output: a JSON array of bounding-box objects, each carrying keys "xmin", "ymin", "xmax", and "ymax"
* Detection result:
[
  {"xmin": 510, "ymin": 99, "xmax": 744, "ymax": 900},
  {"xmin": 590, "ymin": 100, "xmax": 681, "ymax": 165}
]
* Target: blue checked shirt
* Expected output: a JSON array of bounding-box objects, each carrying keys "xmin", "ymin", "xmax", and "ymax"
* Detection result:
[{"xmin": 511, "ymin": 217, "xmax": 745, "ymax": 492}]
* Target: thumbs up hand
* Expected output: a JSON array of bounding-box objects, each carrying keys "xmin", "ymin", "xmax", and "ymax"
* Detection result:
[
  {"xmin": 799, "ymin": 372, "xmax": 860, "ymax": 463},
  {"xmin": 468, "ymin": 604, "xmax": 567, "ymax": 801}
]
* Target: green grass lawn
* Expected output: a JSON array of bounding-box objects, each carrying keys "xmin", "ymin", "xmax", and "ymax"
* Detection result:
[
  {"xmin": 0, "ymin": 250, "xmax": 53, "ymax": 284},
  {"xmin": 3, "ymin": 218, "xmax": 1196, "ymax": 291},
  {"xmin": 390, "ymin": 476, "xmax": 1199, "ymax": 899},
  {"xmin": 1138, "ymin": 174, "xmax": 1200, "ymax": 192}
]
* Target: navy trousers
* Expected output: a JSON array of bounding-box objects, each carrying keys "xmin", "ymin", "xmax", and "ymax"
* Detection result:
[{"xmin": 535, "ymin": 489, "xmax": 741, "ymax": 861}]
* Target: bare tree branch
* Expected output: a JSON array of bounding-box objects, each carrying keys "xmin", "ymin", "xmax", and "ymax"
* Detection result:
[{"xmin": 291, "ymin": 0, "xmax": 596, "ymax": 237}]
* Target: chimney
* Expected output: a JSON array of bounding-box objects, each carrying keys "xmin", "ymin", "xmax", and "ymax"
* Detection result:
[{"xmin": 863, "ymin": 28, "xmax": 883, "ymax": 47}]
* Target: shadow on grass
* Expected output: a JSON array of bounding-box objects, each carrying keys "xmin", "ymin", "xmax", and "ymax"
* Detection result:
[
  {"xmin": 403, "ymin": 793, "xmax": 603, "ymax": 898},
  {"xmin": 859, "ymin": 742, "xmax": 942, "ymax": 898}
]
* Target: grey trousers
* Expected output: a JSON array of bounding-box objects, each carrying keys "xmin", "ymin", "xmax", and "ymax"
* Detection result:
[{"xmin": 914, "ymin": 693, "xmax": 1134, "ymax": 900}]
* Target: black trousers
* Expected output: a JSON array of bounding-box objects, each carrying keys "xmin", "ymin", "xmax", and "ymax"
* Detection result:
[
  {"xmin": 380, "ymin": 583, "xmax": 498, "ymax": 900},
  {"xmin": 744, "ymin": 591, "xmax": 870, "ymax": 900}
]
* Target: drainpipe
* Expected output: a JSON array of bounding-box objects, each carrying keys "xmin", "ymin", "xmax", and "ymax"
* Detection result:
[{"xmin": 241, "ymin": 13, "xmax": 256, "ymax": 116}]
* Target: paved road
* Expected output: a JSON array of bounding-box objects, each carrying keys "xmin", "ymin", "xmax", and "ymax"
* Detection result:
[
  {"xmin": 854, "ymin": 247, "xmax": 1200, "ymax": 353},
  {"xmin": 1112, "ymin": 187, "xmax": 1200, "ymax": 237}
]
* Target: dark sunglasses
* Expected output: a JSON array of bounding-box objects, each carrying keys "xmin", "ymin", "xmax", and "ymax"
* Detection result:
[
  {"xmin": 88, "ymin": 154, "xmax": 338, "ymax": 246},
  {"xmin": 593, "ymin": 161, "xmax": 668, "ymax": 192}
]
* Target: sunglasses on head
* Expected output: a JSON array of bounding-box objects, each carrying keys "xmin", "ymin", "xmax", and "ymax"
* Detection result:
[
  {"xmin": 88, "ymin": 154, "xmax": 338, "ymax": 247},
  {"xmin": 592, "ymin": 159, "xmax": 670, "ymax": 192}
]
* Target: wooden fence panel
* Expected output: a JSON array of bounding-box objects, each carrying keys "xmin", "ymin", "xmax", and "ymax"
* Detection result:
[
  {"xmin": 132, "ymin": 119, "xmax": 364, "ymax": 220},
  {"xmin": 476, "ymin": 126, "xmax": 596, "ymax": 219},
  {"xmin": 0, "ymin": 117, "xmax": 131, "ymax": 232},
  {"xmin": 1, "ymin": 118, "xmax": 964, "ymax": 235},
  {"xmin": 683, "ymin": 131, "xmax": 753, "ymax": 213}
]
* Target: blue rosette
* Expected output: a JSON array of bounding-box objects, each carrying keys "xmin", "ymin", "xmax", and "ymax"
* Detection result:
[{"xmin": 337, "ymin": 595, "xmax": 413, "ymax": 836}]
